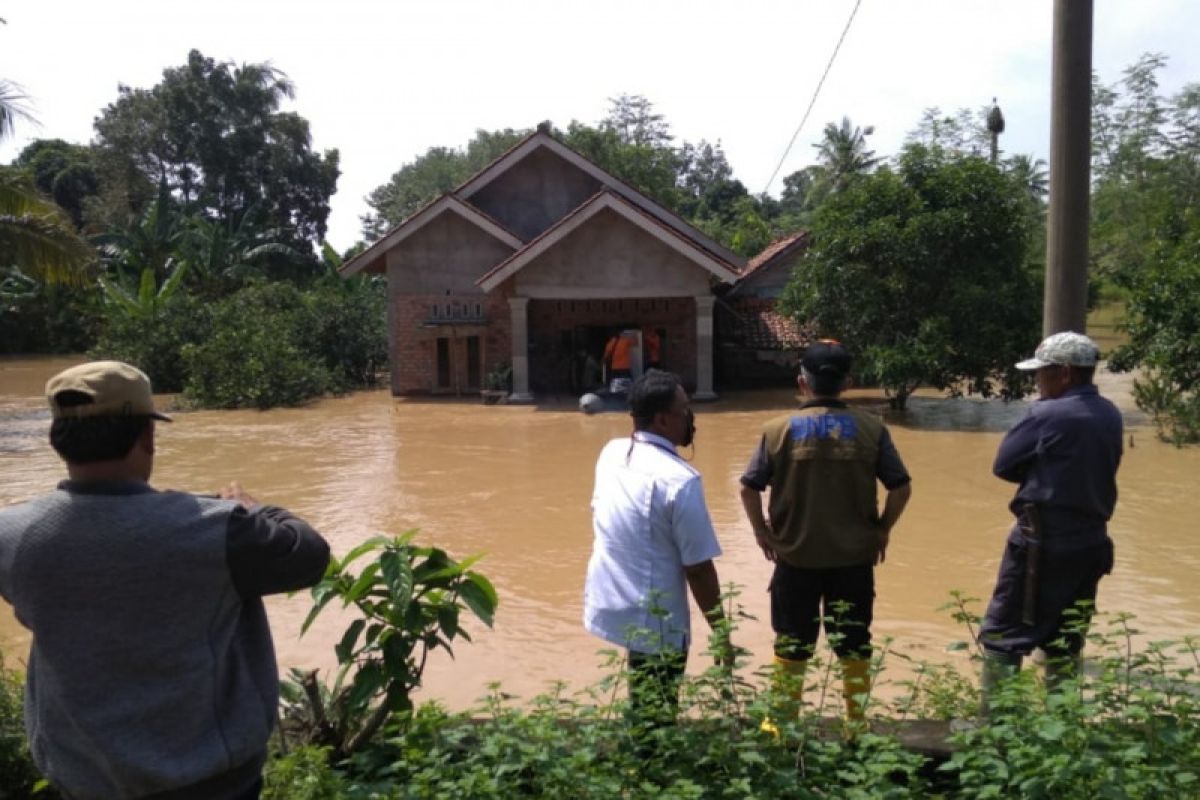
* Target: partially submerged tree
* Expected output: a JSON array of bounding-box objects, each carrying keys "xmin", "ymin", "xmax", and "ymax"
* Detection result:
[{"xmin": 779, "ymin": 145, "xmax": 1040, "ymax": 409}]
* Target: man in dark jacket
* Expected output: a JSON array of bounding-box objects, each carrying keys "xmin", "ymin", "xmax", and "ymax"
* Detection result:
[
  {"xmin": 0, "ymin": 361, "xmax": 330, "ymax": 800},
  {"xmin": 978, "ymin": 332, "xmax": 1123, "ymax": 708}
]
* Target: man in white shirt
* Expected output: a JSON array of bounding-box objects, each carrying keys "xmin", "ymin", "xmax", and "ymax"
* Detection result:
[{"xmin": 584, "ymin": 370, "xmax": 726, "ymax": 723}]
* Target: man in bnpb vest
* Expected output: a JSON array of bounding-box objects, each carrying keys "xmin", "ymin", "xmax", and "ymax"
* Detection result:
[
  {"xmin": 0, "ymin": 361, "xmax": 330, "ymax": 800},
  {"xmin": 978, "ymin": 332, "xmax": 1123, "ymax": 711},
  {"xmin": 584, "ymin": 370, "xmax": 726, "ymax": 728},
  {"xmin": 739, "ymin": 340, "xmax": 912, "ymax": 722}
]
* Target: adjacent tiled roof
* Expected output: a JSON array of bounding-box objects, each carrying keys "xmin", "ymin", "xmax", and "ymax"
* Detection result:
[
  {"xmin": 723, "ymin": 298, "xmax": 813, "ymax": 350},
  {"xmin": 741, "ymin": 231, "xmax": 808, "ymax": 278}
]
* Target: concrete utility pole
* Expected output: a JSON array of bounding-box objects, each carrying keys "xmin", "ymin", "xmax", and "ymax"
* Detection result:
[{"xmin": 1043, "ymin": 0, "xmax": 1093, "ymax": 335}]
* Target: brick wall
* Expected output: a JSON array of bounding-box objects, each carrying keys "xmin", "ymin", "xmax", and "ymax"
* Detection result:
[{"xmin": 389, "ymin": 290, "xmax": 514, "ymax": 395}]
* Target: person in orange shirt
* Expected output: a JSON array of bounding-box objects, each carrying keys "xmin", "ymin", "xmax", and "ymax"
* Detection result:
[
  {"xmin": 604, "ymin": 332, "xmax": 634, "ymax": 378},
  {"xmin": 643, "ymin": 328, "xmax": 662, "ymax": 370}
]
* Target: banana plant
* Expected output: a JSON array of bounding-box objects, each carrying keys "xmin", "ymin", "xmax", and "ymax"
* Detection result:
[{"xmin": 98, "ymin": 258, "xmax": 189, "ymax": 319}]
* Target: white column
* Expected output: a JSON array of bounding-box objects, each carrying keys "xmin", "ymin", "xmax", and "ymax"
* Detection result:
[
  {"xmin": 693, "ymin": 295, "xmax": 717, "ymax": 401},
  {"xmin": 507, "ymin": 296, "xmax": 534, "ymax": 403}
]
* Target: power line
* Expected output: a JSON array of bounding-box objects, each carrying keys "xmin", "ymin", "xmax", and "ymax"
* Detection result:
[{"xmin": 762, "ymin": 0, "xmax": 863, "ymax": 194}]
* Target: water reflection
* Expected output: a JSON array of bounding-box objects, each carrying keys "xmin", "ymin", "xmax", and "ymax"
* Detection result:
[{"xmin": 1, "ymin": 358, "xmax": 1196, "ymax": 709}]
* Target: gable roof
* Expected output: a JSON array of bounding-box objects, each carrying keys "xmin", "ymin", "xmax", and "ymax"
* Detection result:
[
  {"xmin": 457, "ymin": 130, "xmax": 745, "ymax": 269},
  {"xmin": 741, "ymin": 231, "xmax": 809, "ymax": 278},
  {"xmin": 339, "ymin": 194, "xmax": 524, "ymax": 277},
  {"xmin": 476, "ymin": 190, "xmax": 740, "ymax": 292}
]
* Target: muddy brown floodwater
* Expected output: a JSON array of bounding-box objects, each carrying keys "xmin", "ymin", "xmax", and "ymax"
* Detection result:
[{"xmin": 2, "ymin": 356, "xmax": 1198, "ymax": 709}]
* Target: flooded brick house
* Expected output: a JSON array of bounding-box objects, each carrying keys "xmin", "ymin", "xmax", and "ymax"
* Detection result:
[{"xmin": 341, "ymin": 126, "xmax": 807, "ymax": 400}]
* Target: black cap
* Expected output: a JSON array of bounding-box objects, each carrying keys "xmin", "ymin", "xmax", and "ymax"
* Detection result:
[{"xmin": 801, "ymin": 339, "xmax": 851, "ymax": 377}]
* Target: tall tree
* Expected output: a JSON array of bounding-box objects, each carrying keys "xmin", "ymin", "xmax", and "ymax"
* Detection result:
[
  {"xmin": 1092, "ymin": 54, "xmax": 1200, "ymax": 443},
  {"xmin": 906, "ymin": 106, "xmax": 991, "ymax": 156},
  {"xmin": 603, "ymin": 94, "xmax": 672, "ymax": 148},
  {"xmin": 780, "ymin": 145, "xmax": 1039, "ymax": 409},
  {"xmin": 13, "ymin": 139, "xmax": 100, "ymax": 228},
  {"xmin": 93, "ymin": 50, "xmax": 340, "ymax": 248}
]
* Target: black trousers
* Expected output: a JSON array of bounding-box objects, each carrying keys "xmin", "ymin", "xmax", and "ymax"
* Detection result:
[
  {"xmin": 979, "ymin": 533, "xmax": 1114, "ymax": 657},
  {"xmin": 770, "ymin": 561, "xmax": 874, "ymax": 660},
  {"xmin": 627, "ymin": 648, "xmax": 687, "ymax": 723}
]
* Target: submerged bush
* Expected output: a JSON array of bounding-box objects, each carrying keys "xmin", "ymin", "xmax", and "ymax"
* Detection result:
[
  {"xmin": 92, "ymin": 279, "xmax": 388, "ymax": 409},
  {"xmin": 181, "ymin": 283, "xmax": 329, "ymax": 409}
]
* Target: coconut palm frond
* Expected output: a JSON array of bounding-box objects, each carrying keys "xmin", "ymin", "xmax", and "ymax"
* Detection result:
[{"xmin": 0, "ymin": 169, "xmax": 93, "ymax": 285}]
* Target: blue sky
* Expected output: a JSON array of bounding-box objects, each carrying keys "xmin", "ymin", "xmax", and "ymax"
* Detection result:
[{"xmin": 2, "ymin": 0, "xmax": 1197, "ymax": 250}]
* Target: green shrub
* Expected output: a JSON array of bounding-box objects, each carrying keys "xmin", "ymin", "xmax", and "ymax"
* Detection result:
[
  {"xmin": 94, "ymin": 277, "xmax": 388, "ymax": 409},
  {"xmin": 0, "ymin": 271, "xmax": 100, "ymax": 355},
  {"xmin": 92, "ymin": 290, "xmax": 211, "ymax": 392},
  {"xmin": 0, "ymin": 657, "xmax": 61, "ymax": 799},
  {"xmin": 180, "ymin": 282, "xmax": 330, "ymax": 409},
  {"xmin": 303, "ymin": 275, "xmax": 388, "ymax": 391},
  {"xmin": 261, "ymin": 746, "xmax": 351, "ymax": 800}
]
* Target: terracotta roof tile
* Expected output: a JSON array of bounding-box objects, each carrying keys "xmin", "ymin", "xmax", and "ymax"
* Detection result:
[
  {"xmin": 742, "ymin": 231, "xmax": 809, "ymax": 277},
  {"xmin": 723, "ymin": 297, "xmax": 814, "ymax": 350}
]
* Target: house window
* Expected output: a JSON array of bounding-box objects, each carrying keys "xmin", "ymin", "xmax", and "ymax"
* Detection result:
[
  {"xmin": 431, "ymin": 305, "xmax": 440, "ymax": 319},
  {"xmin": 474, "ymin": 302, "xmax": 483, "ymax": 318},
  {"xmin": 436, "ymin": 338, "xmax": 451, "ymax": 389}
]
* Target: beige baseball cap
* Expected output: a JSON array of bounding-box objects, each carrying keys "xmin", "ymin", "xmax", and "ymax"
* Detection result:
[{"xmin": 46, "ymin": 361, "xmax": 172, "ymax": 421}]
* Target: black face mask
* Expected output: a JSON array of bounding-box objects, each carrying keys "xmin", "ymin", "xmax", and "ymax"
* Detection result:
[{"xmin": 681, "ymin": 409, "xmax": 696, "ymax": 448}]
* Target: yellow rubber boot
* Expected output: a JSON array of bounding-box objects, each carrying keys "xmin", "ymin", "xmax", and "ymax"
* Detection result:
[
  {"xmin": 840, "ymin": 657, "xmax": 871, "ymax": 723},
  {"xmin": 761, "ymin": 655, "xmax": 808, "ymax": 736}
]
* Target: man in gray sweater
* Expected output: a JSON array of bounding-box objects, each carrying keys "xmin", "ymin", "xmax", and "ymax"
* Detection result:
[{"xmin": 0, "ymin": 361, "xmax": 330, "ymax": 800}]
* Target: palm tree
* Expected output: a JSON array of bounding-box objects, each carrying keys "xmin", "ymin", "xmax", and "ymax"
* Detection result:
[
  {"xmin": 814, "ymin": 116, "xmax": 879, "ymax": 192},
  {"xmin": 0, "ymin": 79, "xmax": 34, "ymax": 141},
  {"xmin": 0, "ymin": 79, "xmax": 93, "ymax": 285},
  {"xmin": 1004, "ymin": 154, "xmax": 1049, "ymax": 206}
]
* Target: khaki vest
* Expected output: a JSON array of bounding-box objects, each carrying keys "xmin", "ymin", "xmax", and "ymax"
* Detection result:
[{"xmin": 761, "ymin": 405, "xmax": 884, "ymax": 568}]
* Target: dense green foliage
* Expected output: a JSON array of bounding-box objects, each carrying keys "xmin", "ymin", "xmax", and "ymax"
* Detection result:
[
  {"xmin": 93, "ymin": 49, "xmax": 340, "ymax": 249},
  {"xmin": 1, "ymin": 53, "xmax": 393, "ymax": 409},
  {"xmin": 779, "ymin": 145, "xmax": 1040, "ymax": 409},
  {"xmin": 12, "ymin": 138, "xmax": 100, "ymax": 229},
  {"xmin": 262, "ymin": 561, "xmax": 1198, "ymax": 799},
  {"xmin": 0, "ymin": 276, "xmax": 98, "ymax": 354},
  {"xmin": 0, "ymin": 656, "xmax": 56, "ymax": 798},
  {"xmin": 89, "ymin": 276, "xmax": 385, "ymax": 407},
  {"xmin": 1093, "ymin": 54, "xmax": 1200, "ymax": 443}
]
